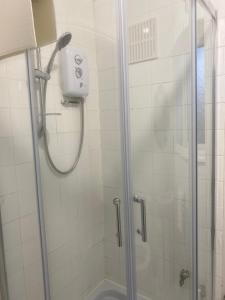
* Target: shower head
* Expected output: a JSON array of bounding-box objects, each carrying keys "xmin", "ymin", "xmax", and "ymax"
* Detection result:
[
  {"xmin": 56, "ymin": 32, "xmax": 72, "ymax": 51},
  {"xmin": 46, "ymin": 32, "xmax": 72, "ymax": 74}
]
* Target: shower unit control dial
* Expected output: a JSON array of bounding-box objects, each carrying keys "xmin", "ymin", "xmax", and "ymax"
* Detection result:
[
  {"xmin": 75, "ymin": 55, "xmax": 83, "ymax": 65},
  {"xmin": 60, "ymin": 47, "xmax": 89, "ymax": 99},
  {"xmin": 75, "ymin": 67, "xmax": 83, "ymax": 79}
]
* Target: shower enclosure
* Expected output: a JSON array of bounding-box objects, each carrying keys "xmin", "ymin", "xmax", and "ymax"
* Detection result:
[{"xmin": 0, "ymin": 0, "xmax": 216, "ymax": 300}]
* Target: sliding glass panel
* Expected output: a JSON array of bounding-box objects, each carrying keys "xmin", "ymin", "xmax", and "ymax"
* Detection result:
[
  {"xmin": 196, "ymin": 1, "xmax": 216, "ymax": 299},
  {"xmin": 127, "ymin": 0, "xmax": 193, "ymax": 299}
]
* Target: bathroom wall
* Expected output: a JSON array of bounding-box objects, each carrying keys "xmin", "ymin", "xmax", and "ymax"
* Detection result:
[
  {"xmin": 38, "ymin": 0, "xmax": 105, "ymax": 299},
  {"xmin": 0, "ymin": 54, "xmax": 44, "ymax": 300}
]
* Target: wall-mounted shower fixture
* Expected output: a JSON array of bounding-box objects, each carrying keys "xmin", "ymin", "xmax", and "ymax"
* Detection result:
[
  {"xmin": 60, "ymin": 47, "xmax": 89, "ymax": 101},
  {"xmin": 35, "ymin": 32, "xmax": 88, "ymax": 175}
]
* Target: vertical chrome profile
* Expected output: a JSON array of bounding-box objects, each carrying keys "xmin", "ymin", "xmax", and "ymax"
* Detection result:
[
  {"xmin": 210, "ymin": 10, "xmax": 217, "ymax": 300},
  {"xmin": 0, "ymin": 209, "xmax": 9, "ymax": 300},
  {"xmin": 116, "ymin": 0, "xmax": 137, "ymax": 299},
  {"xmin": 26, "ymin": 50, "xmax": 51, "ymax": 300},
  {"xmin": 191, "ymin": 0, "xmax": 198, "ymax": 299},
  {"xmin": 192, "ymin": 0, "xmax": 217, "ymax": 299}
]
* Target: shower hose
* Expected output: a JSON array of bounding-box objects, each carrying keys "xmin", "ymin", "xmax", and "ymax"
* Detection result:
[{"xmin": 40, "ymin": 78, "xmax": 84, "ymax": 175}]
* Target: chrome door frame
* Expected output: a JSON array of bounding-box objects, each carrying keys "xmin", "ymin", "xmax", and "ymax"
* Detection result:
[
  {"xmin": 211, "ymin": 13, "xmax": 217, "ymax": 300},
  {"xmin": 192, "ymin": 0, "xmax": 217, "ymax": 299},
  {"xmin": 191, "ymin": 1, "xmax": 198, "ymax": 299},
  {"xmin": 117, "ymin": 1, "xmax": 137, "ymax": 300},
  {"xmin": 26, "ymin": 50, "xmax": 51, "ymax": 300}
]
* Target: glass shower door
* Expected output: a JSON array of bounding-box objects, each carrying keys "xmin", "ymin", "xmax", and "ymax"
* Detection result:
[
  {"xmin": 127, "ymin": 0, "xmax": 194, "ymax": 299},
  {"xmin": 26, "ymin": 0, "xmax": 129, "ymax": 298}
]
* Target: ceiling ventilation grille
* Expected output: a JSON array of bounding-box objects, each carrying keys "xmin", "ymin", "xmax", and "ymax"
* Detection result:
[{"xmin": 128, "ymin": 18, "xmax": 157, "ymax": 64}]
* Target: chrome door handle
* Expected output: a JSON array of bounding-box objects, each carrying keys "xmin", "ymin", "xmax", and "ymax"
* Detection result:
[
  {"xmin": 113, "ymin": 198, "xmax": 122, "ymax": 247},
  {"xmin": 133, "ymin": 196, "xmax": 147, "ymax": 242}
]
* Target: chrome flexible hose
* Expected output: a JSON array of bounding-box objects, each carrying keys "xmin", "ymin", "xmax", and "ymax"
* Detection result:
[{"xmin": 41, "ymin": 78, "xmax": 84, "ymax": 175}]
